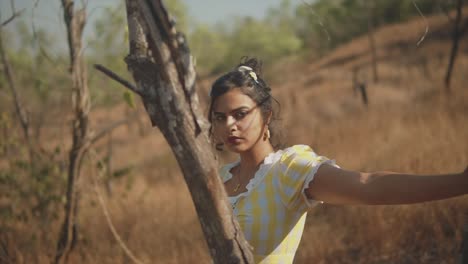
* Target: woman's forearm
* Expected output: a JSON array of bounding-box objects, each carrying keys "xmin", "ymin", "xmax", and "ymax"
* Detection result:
[{"xmin": 361, "ymin": 169, "xmax": 468, "ymax": 205}]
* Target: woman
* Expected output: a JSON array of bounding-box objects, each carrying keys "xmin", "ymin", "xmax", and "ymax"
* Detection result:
[{"xmin": 208, "ymin": 58, "xmax": 468, "ymax": 263}]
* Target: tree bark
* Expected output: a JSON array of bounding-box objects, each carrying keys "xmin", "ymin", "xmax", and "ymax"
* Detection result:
[
  {"xmin": 54, "ymin": 0, "xmax": 90, "ymax": 263},
  {"xmin": 122, "ymin": 0, "xmax": 253, "ymax": 263},
  {"xmin": 444, "ymin": 0, "xmax": 466, "ymax": 93}
]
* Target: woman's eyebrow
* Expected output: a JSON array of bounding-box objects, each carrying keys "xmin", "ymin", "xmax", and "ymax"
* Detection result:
[{"xmin": 213, "ymin": 106, "xmax": 252, "ymax": 115}]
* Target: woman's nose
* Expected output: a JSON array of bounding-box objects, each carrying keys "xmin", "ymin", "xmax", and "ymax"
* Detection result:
[{"xmin": 226, "ymin": 116, "xmax": 237, "ymax": 130}]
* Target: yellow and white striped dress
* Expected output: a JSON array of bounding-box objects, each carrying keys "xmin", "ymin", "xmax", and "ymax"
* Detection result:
[{"xmin": 219, "ymin": 145, "xmax": 338, "ymax": 264}]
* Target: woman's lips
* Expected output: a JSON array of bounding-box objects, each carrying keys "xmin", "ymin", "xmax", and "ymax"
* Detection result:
[{"xmin": 227, "ymin": 136, "xmax": 242, "ymax": 144}]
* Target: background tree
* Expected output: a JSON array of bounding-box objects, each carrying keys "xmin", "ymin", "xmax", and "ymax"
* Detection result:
[
  {"xmin": 366, "ymin": 1, "xmax": 378, "ymax": 83},
  {"xmin": 295, "ymin": 0, "xmax": 446, "ymax": 56},
  {"xmin": 444, "ymin": 0, "xmax": 468, "ymax": 93},
  {"xmin": 55, "ymin": 0, "xmax": 90, "ymax": 263}
]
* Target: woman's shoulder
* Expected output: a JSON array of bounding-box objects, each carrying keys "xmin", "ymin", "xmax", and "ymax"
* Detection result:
[
  {"xmin": 278, "ymin": 144, "xmax": 336, "ymax": 168},
  {"xmin": 279, "ymin": 144, "xmax": 317, "ymax": 160},
  {"xmin": 216, "ymin": 145, "xmax": 322, "ymax": 181},
  {"xmin": 283, "ymin": 144, "xmax": 315, "ymax": 153}
]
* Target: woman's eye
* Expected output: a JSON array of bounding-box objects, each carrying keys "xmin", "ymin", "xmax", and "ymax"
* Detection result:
[
  {"xmin": 235, "ymin": 112, "xmax": 247, "ymax": 119},
  {"xmin": 214, "ymin": 115, "xmax": 225, "ymax": 122}
]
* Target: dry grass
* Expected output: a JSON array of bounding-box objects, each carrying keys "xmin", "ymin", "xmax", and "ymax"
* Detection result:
[{"xmin": 2, "ymin": 10, "xmax": 468, "ymax": 264}]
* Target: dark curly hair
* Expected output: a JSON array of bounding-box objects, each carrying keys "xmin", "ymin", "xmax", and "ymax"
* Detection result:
[{"xmin": 207, "ymin": 57, "xmax": 283, "ymax": 151}]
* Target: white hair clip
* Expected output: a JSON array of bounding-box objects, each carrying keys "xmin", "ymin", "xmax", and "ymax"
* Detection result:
[
  {"xmin": 238, "ymin": 65, "xmax": 253, "ymax": 71},
  {"xmin": 238, "ymin": 65, "xmax": 259, "ymax": 83}
]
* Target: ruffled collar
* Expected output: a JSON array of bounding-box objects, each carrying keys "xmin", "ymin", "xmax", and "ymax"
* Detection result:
[{"xmin": 223, "ymin": 148, "xmax": 286, "ymax": 205}]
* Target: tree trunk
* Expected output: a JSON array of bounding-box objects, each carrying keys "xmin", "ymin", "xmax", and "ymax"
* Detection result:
[
  {"xmin": 367, "ymin": 1, "xmax": 378, "ymax": 83},
  {"xmin": 123, "ymin": 0, "xmax": 253, "ymax": 263},
  {"xmin": 54, "ymin": 0, "xmax": 90, "ymax": 263},
  {"xmin": 444, "ymin": 0, "xmax": 466, "ymax": 93}
]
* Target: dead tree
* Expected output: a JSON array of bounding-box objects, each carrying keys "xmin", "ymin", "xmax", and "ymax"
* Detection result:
[
  {"xmin": 0, "ymin": 35, "xmax": 33, "ymax": 155},
  {"xmin": 445, "ymin": 0, "xmax": 468, "ymax": 93},
  {"xmin": 0, "ymin": 2, "xmax": 33, "ymax": 161},
  {"xmin": 120, "ymin": 0, "xmax": 253, "ymax": 263},
  {"xmin": 351, "ymin": 67, "xmax": 369, "ymax": 106},
  {"xmin": 366, "ymin": 1, "xmax": 378, "ymax": 83},
  {"xmin": 54, "ymin": 0, "xmax": 90, "ymax": 263}
]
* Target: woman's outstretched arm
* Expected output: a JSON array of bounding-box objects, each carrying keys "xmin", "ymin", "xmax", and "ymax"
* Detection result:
[{"xmin": 306, "ymin": 164, "xmax": 468, "ymax": 205}]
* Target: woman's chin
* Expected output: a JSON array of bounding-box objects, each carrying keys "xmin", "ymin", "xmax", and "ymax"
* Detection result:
[{"xmin": 226, "ymin": 142, "xmax": 248, "ymax": 153}]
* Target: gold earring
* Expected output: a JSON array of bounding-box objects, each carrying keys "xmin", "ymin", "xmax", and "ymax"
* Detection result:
[
  {"xmin": 215, "ymin": 142, "xmax": 224, "ymax": 151},
  {"xmin": 263, "ymin": 129, "xmax": 270, "ymax": 141}
]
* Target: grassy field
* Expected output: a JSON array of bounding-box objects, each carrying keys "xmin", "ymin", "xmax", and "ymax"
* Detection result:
[{"xmin": 2, "ymin": 9, "xmax": 468, "ymax": 264}]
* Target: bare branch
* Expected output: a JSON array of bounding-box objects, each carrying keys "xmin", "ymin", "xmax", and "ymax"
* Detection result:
[
  {"xmin": 94, "ymin": 64, "xmax": 140, "ymax": 95},
  {"xmin": 90, "ymin": 111, "xmax": 140, "ymax": 145},
  {"xmin": 89, "ymin": 149, "xmax": 145, "ymax": 264},
  {"xmin": 444, "ymin": 0, "xmax": 464, "ymax": 93},
  {"xmin": 1, "ymin": 9, "xmax": 25, "ymax": 27},
  {"xmin": 9, "ymin": 0, "xmax": 16, "ymax": 11},
  {"xmin": 0, "ymin": 26, "xmax": 35, "ymax": 161},
  {"xmin": 31, "ymin": 0, "xmax": 58, "ymax": 64},
  {"xmin": 55, "ymin": 0, "xmax": 91, "ymax": 263},
  {"xmin": 412, "ymin": 0, "xmax": 429, "ymax": 47},
  {"xmin": 301, "ymin": 0, "xmax": 331, "ymax": 42},
  {"xmin": 366, "ymin": 1, "xmax": 378, "ymax": 83},
  {"xmin": 0, "ymin": 0, "xmax": 24, "ymax": 27}
]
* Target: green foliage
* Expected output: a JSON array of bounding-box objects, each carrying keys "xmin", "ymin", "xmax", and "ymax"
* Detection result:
[
  {"xmin": 189, "ymin": 0, "xmax": 302, "ymax": 74},
  {"xmin": 1, "ymin": 21, "xmax": 68, "ymax": 118},
  {"xmin": 295, "ymin": 0, "xmax": 448, "ymax": 54},
  {"xmin": 123, "ymin": 90, "xmax": 136, "ymax": 108},
  {"xmin": 83, "ymin": 0, "xmax": 453, "ymax": 81},
  {"xmin": 84, "ymin": 0, "xmax": 191, "ymax": 106},
  {"xmin": 189, "ymin": 24, "xmax": 229, "ymax": 75},
  {"xmin": 87, "ymin": 2, "xmax": 131, "ymax": 106},
  {"xmin": 188, "ymin": 0, "xmax": 450, "ymax": 73},
  {"xmin": 0, "ymin": 112, "xmax": 65, "ymax": 230},
  {"xmin": 112, "ymin": 166, "xmax": 134, "ymax": 179},
  {"xmin": 164, "ymin": 0, "xmax": 190, "ymax": 33},
  {"xmin": 223, "ymin": 16, "xmax": 302, "ymax": 69},
  {"xmin": 0, "ymin": 15, "xmax": 85, "ymax": 256}
]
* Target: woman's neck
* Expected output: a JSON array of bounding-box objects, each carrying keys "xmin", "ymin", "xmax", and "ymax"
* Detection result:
[{"xmin": 238, "ymin": 142, "xmax": 275, "ymax": 172}]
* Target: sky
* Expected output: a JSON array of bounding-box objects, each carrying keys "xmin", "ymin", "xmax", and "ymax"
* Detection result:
[
  {"xmin": 183, "ymin": 0, "xmax": 305, "ymax": 24},
  {"xmin": 0, "ymin": 0, "xmax": 307, "ymax": 52},
  {"xmin": 1, "ymin": 0, "xmax": 306, "ymax": 37}
]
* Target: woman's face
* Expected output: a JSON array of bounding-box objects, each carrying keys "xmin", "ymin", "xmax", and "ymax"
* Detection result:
[{"xmin": 212, "ymin": 88, "xmax": 266, "ymax": 153}]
